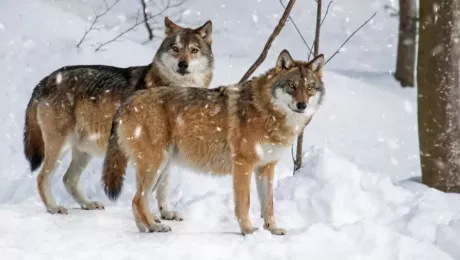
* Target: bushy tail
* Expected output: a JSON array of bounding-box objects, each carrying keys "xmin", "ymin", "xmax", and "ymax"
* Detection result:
[
  {"xmin": 23, "ymin": 80, "xmax": 45, "ymax": 172},
  {"xmin": 102, "ymin": 119, "xmax": 128, "ymax": 201}
]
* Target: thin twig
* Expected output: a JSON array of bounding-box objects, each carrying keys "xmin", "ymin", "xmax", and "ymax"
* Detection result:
[
  {"xmin": 308, "ymin": 0, "xmax": 324, "ymax": 60},
  {"xmin": 76, "ymin": 0, "xmax": 121, "ymax": 48},
  {"xmin": 325, "ymin": 12, "xmax": 377, "ymax": 64},
  {"xmin": 239, "ymin": 0, "xmax": 297, "ymax": 83},
  {"xmin": 94, "ymin": 0, "xmax": 189, "ymax": 51},
  {"xmin": 320, "ymin": 1, "xmax": 333, "ymax": 26},
  {"xmin": 279, "ymin": 0, "xmax": 311, "ymax": 52},
  {"xmin": 95, "ymin": 10, "xmax": 142, "ymax": 51},
  {"xmin": 140, "ymin": 0, "xmax": 154, "ymax": 41}
]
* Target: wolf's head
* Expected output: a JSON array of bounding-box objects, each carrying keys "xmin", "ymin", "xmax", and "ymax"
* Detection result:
[
  {"xmin": 154, "ymin": 17, "xmax": 214, "ymax": 88},
  {"xmin": 270, "ymin": 50, "xmax": 325, "ymax": 117}
]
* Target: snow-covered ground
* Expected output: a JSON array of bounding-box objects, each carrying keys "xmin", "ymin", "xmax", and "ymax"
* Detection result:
[{"xmin": 1, "ymin": 0, "xmax": 459, "ymax": 259}]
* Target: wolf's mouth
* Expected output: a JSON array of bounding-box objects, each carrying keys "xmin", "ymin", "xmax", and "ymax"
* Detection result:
[
  {"xmin": 288, "ymin": 105, "xmax": 306, "ymax": 114},
  {"xmin": 291, "ymin": 109, "xmax": 306, "ymax": 114},
  {"xmin": 176, "ymin": 69, "xmax": 190, "ymax": 76}
]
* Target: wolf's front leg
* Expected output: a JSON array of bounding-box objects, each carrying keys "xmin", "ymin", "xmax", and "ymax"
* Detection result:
[
  {"xmin": 155, "ymin": 164, "xmax": 183, "ymax": 221},
  {"xmin": 255, "ymin": 163, "xmax": 286, "ymax": 235},
  {"xmin": 233, "ymin": 158, "xmax": 257, "ymax": 235}
]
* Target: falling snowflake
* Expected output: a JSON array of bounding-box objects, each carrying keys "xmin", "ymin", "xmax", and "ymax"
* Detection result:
[
  {"xmin": 56, "ymin": 73, "xmax": 62, "ymax": 84},
  {"xmin": 134, "ymin": 126, "xmax": 142, "ymax": 138},
  {"xmin": 255, "ymin": 144, "xmax": 263, "ymax": 158},
  {"xmin": 88, "ymin": 133, "xmax": 100, "ymax": 141}
]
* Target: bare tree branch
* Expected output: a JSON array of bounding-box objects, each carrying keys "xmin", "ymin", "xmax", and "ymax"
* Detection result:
[
  {"xmin": 76, "ymin": 0, "xmax": 121, "ymax": 48},
  {"xmin": 140, "ymin": 0, "xmax": 154, "ymax": 41},
  {"xmin": 278, "ymin": 0, "xmax": 311, "ymax": 52},
  {"xmin": 325, "ymin": 12, "xmax": 377, "ymax": 64},
  {"xmin": 320, "ymin": 1, "xmax": 333, "ymax": 27},
  {"xmin": 239, "ymin": 0, "xmax": 297, "ymax": 83},
  {"xmin": 95, "ymin": 10, "xmax": 142, "ymax": 51},
  {"xmin": 308, "ymin": 0, "xmax": 331, "ymax": 60},
  {"xmin": 94, "ymin": 0, "xmax": 189, "ymax": 51}
]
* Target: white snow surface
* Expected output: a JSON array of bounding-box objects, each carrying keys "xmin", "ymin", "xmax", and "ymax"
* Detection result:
[{"xmin": 1, "ymin": 0, "xmax": 460, "ymax": 259}]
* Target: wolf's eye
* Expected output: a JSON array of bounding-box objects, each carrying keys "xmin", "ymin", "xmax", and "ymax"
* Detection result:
[
  {"xmin": 307, "ymin": 85, "xmax": 313, "ymax": 90},
  {"xmin": 191, "ymin": 48, "xmax": 199, "ymax": 54},
  {"xmin": 172, "ymin": 46, "xmax": 180, "ymax": 52}
]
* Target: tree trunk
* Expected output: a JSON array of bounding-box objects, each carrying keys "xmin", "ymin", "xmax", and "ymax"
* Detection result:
[
  {"xmin": 394, "ymin": 0, "xmax": 417, "ymax": 87},
  {"xmin": 418, "ymin": 0, "xmax": 460, "ymax": 192},
  {"xmin": 294, "ymin": 0, "xmax": 321, "ymax": 172}
]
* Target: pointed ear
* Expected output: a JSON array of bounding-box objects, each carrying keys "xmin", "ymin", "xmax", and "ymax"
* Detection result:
[
  {"xmin": 164, "ymin": 17, "xmax": 183, "ymax": 36},
  {"xmin": 194, "ymin": 20, "xmax": 213, "ymax": 44},
  {"xmin": 308, "ymin": 54, "xmax": 325, "ymax": 78},
  {"xmin": 276, "ymin": 49, "xmax": 295, "ymax": 70}
]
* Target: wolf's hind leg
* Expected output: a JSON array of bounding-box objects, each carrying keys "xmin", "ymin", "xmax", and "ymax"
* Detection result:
[
  {"xmin": 63, "ymin": 148, "xmax": 104, "ymax": 210},
  {"xmin": 156, "ymin": 163, "xmax": 183, "ymax": 221},
  {"xmin": 37, "ymin": 136, "xmax": 68, "ymax": 214},
  {"xmin": 132, "ymin": 157, "xmax": 171, "ymax": 233}
]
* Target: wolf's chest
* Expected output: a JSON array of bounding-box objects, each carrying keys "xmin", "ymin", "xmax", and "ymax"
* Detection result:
[{"xmin": 255, "ymin": 143, "xmax": 290, "ymax": 166}]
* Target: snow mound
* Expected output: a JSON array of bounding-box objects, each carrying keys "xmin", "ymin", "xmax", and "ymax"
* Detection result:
[{"xmin": 272, "ymin": 146, "xmax": 460, "ymax": 259}]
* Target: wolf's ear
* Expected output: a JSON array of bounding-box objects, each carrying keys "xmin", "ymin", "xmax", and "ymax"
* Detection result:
[
  {"xmin": 164, "ymin": 17, "xmax": 183, "ymax": 36},
  {"xmin": 308, "ymin": 54, "xmax": 325, "ymax": 78},
  {"xmin": 194, "ymin": 20, "xmax": 213, "ymax": 45},
  {"xmin": 276, "ymin": 49, "xmax": 295, "ymax": 70}
]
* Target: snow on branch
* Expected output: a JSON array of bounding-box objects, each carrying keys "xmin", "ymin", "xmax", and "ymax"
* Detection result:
[
  {"xmin": 76, "ymin": 0, "xmax": 122, "ymax": 48},
  {"xmin": 239, "ymin": 0, "xmax": 297, "ymax": 83}
]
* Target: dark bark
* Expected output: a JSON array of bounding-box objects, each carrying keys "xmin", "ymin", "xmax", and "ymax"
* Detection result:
[
  {"xmin": 418, "ymin": 0, "xmax": 460, "ymax": 192},
  {"xmin": 394, "ymin": 0, "xmax": 417, "ymax": 87},
  {"xmin": 140, "ymin": 0, "xmax": 154, "ymax": 41}
]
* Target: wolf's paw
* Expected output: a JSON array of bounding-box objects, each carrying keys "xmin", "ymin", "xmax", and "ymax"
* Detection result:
[
  {"xmin": 241, "ymin": 226, "xmax": 259, "ymax": 235},
  {"xmin": 153, "ymin": 215, "xmax": 162, "ymax": 223},
  {"xmin": 264, "ymin": 223, "xmax": 287, "ymax": 235},
  {"xmin": 47, "ymin": 205, "xmax": 68, "ymax": 214},
  {"xmin": 268, "ymin": 227, "xmax": 287, "ymax": 235},
  {"xmin": 161, "ymin": 210, "xmax": 183, "ymax": 221},
  {"xmin": 148, "ymin": 223, "xmax": 172, "ymax": 233},
  {"xmin": 81, "ymin": 201, "xmax": 105, "ymax": 210}
]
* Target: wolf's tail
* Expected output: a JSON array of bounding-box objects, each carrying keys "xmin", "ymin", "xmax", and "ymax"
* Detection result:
[
  {"xmin": 23, "ymin": 79, "xmax": 46, "ymax": 172},
  {"xmin": 102, "ymin": 118, "xmax": 128, "ymax": 201}
]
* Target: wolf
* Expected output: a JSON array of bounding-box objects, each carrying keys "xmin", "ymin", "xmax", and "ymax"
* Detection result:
[
  {"xmin": 23, "ymin": 17, "xmax": 214, "ymax": 215},
  {"xmin": 102, "ymin": 49, "xmax": 325, "ymax": 235}
]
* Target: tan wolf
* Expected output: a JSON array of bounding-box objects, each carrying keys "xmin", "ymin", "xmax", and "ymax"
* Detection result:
[
  {"xmin": 23, "ymin": 17, "xmax": 214, "ymax": 215},
  {"xmin": 102, "ymin": 49, "xmax": 325, "ymax": 235}
]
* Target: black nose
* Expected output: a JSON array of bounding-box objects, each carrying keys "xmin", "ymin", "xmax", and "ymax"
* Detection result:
[
  {"xmin": 296, "ymin": 102, "xmax": 307, "ymax": 110},
  {"xmin": 178, "ymin": 61, "xmax": 188, "ymax": 70}
]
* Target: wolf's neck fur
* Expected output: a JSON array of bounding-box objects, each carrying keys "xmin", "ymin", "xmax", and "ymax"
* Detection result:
[{"xmin": 144, "ymin": 59, "xmax": 212, "ymax": 89}]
